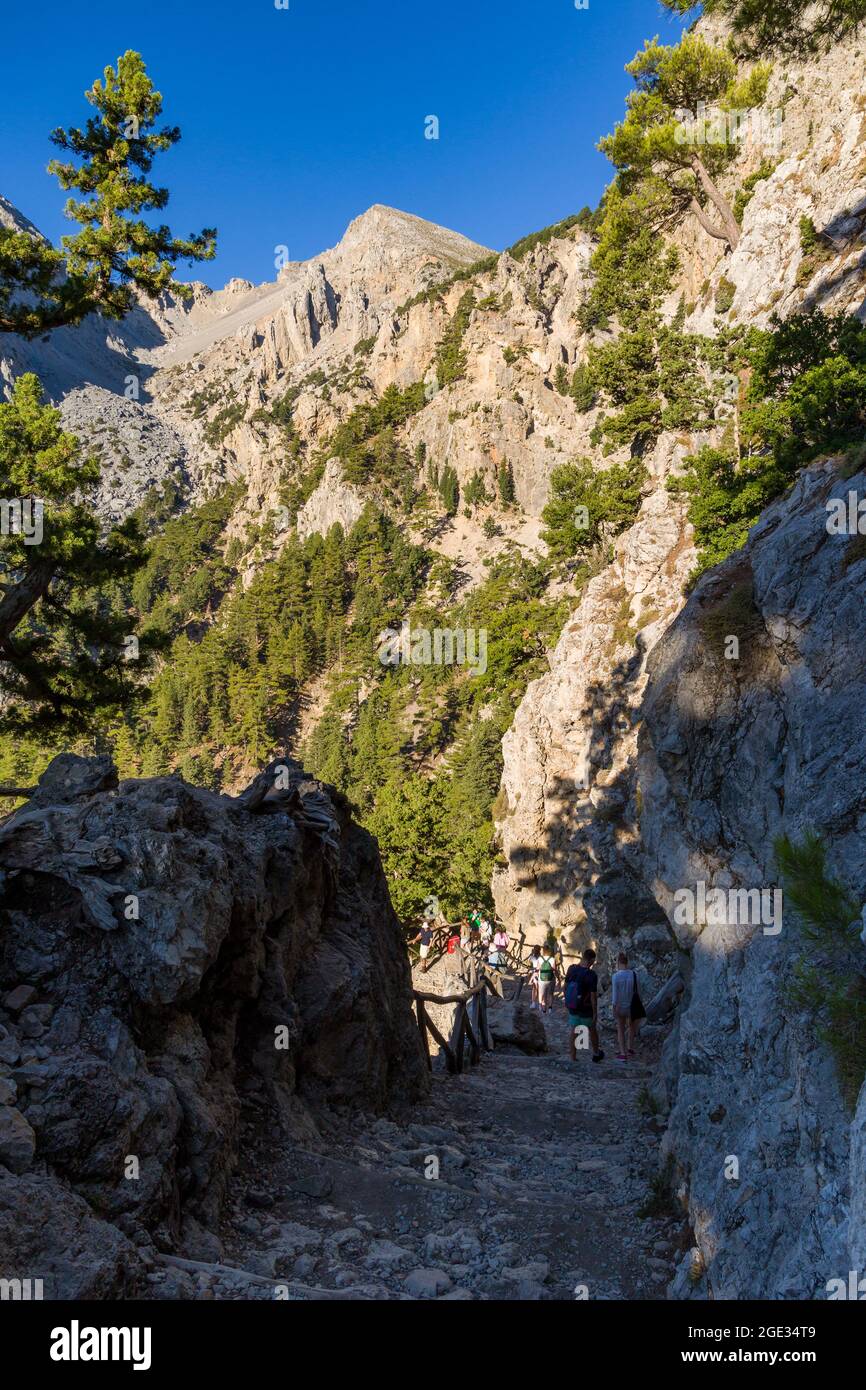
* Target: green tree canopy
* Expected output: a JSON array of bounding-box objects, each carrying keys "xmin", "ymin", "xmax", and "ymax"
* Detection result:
[
  {"xmin": 0, "ymin": 50, "xmax": 215, "ymax": 336},
  {"xmin": 542, "ymin": 458, "xmax": 647, "ymax": 565},
  {"xmin": 598, "ymin": 34, "xmax": 770, "ymax": 251},
  {"xmin": 0, "ymin": 375, "xmax": 162, "ymax": 734},
  {"xmin": 662, "ymin": 0, "xmax": 866, "ymax": 55}
]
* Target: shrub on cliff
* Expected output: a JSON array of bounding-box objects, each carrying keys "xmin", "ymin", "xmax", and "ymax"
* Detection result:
[
  {"xmin": 671, "ymin": 310, "xmax": 866, "ymax": 574},
  {"xmin": 775, "ymin": 832, "xmax": 866, "ymax": 1109},
  {"xmin": 542, "ymin": 458, "xmax": 647, "ymax": 566}
]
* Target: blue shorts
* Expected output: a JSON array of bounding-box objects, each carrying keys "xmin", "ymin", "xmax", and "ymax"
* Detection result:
[{"xmin": 568, "ymin": 1013, "xmax": 593, "ymax": 1028}]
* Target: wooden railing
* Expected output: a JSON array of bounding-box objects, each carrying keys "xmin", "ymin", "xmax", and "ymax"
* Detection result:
[{"xmin": 411, "ymin": 981, "xmax": 494, "ymax": 1075}]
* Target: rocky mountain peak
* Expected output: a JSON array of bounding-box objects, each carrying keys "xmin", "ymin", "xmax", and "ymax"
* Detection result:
[
  {"xmin": 336, "ymin": 202, "xmax": 492, "ymax": 267},
  {"xmin": 0, "ymin": 194, "xmax": 43, "ymax": 239}
]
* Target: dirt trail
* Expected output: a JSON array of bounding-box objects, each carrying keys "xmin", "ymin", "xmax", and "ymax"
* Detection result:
[{"xmin": 148, "ymin": 995, "xmax": 683, "ymax": 1301}]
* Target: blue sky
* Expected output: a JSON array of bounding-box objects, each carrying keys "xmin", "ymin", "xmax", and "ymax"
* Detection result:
[{"xmin": 1, "ymin": 0, "xmax": 689, "ymax": 288}]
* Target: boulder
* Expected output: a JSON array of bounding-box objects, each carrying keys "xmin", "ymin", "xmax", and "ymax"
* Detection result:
[
  {"xmin": 487, "ymin": 999, "xmax": 546, "ymax": 1053},
  {"xmin": 0, "ymin": 755, "xmax": 428, "ymax": 1296},
  {"xmin": 0, "ymin": 1106, "xmax": 35, "ymax": 1174},
  {"xmin": 403, "ymin": 1267, "xmax": 453, "ymax": 1299}
]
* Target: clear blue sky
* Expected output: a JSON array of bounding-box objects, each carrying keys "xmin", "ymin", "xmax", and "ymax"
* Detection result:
[{"xmin": 1, "ymin": 0, "xmax": 689, "ymax": 288}]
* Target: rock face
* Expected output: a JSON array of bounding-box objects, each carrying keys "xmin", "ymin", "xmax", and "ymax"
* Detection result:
[
  {"xmin": 0, "ymin": 754, "xmax": 427, "ymax": 1298},
  {"xmin": 638, "ymin": 457, "xmax": 866, "ymax": 1298},
  {"xmin": 296, "ymin": 458, "xmax": 366, "ymax": 541},
  {"xmin": 493, "ymin": 480, "xmax": 694, "ymax": 994},
  {"xmin": 497, "ymin": 453, "xmax": 866, "ymax": 1296},
  {"xmin": 491, "ymin": 14, "xmax": 866, "ymax": 1299}
]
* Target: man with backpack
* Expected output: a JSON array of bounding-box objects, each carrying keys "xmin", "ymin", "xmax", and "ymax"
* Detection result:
[{"xmin": 564, "ymin": 948, "xmax": 604, "ymax": 1064}]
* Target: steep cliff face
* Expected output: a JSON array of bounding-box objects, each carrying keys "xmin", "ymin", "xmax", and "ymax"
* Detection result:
[
  {"xmin": 637, "ymin": 457, "xmax": 866, "ymax": 1298},
  {"xmin": 495, "ymin": 18, "xmax": 866, "ymax": 951},
  {"xmin": 491, "ymin": 19, "xmax": 866, "ymax": 1295},
  {"xmin": 144, "ymin": 206, "xmax": 597, "ymax": 535},
  {"xmin": 0, "ymin": 754, "xmax": 427, "ymax": 1297},
  {"xmin": 493, "ymin": 482, "xmax": 694, "ymax": 982},
  {"xmin": 0, "ymin": 194, "xmax": 598, "ymax": 560}
]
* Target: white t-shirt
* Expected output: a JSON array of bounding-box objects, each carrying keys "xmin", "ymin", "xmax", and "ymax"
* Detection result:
[
  {"xmin": 611, "ymin": 969, "xmax": 636, "ymax": 1012},
  {"xmin": 538, "ymin": 954, "xmax": 557, "ymax": 984}
]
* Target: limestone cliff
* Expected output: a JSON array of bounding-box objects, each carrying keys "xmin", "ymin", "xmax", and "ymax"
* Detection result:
[{"xmin": 491, "ymin": 19, "xmax": 866, "ymax": 1296}]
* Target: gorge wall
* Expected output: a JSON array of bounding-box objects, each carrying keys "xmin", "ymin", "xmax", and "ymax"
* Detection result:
[
  {"xmin": 0, "ymin": 755, "xmax": 427, "ymax": 1297},
  {"xmin": 641, "ymin": 456, "xmax": 866, "ymax": 1297},
  {"xmin": 492, "ymin": 21, "xmax": 866, "ymax": 1296}
]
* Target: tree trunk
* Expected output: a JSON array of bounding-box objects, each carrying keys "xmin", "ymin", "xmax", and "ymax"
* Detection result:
[
  {"xmin": 688, "ymin": 197, "xmax": 733, "ymax": 245},
  {"xmin": 689, "ymin": 154, "xmax": 740, "ymax": 250},
  {"xmin": 0, "ymin": 562, "xmax": 55, "ymax": 646}
]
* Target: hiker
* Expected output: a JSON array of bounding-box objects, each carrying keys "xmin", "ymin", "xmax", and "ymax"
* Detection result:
[
  {"xmin": 537, "ymin": 946, "xmax": 558, "ymax": 1014},
  {"xmin": 412, "ymin": 923, "xmax": 434, "ymax": 972},
  {"xmin": 563, "ymin": 948, "xmax": 605, "ymax": 1063},
  {"xmin": 611, "ymin": 951, "xmax": 645, "ymax": 1060},
  {"xmin": 492, "ymin": 924, "xmax": 509, "ymax": 963},
  {"xmin": 527, "ymin": 943, "xmax": 542, "ymax": 1009},
  {"xmin": 480, "ymin": 918, "xmax": 494, "ymax": 950}
]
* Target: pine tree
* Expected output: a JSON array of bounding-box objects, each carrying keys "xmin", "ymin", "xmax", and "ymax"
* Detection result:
[
  {"xmin": 569, "ymin": 364, "xmax": 596, "ymax": 412},
  {"xmin": 0, "ymin": 376, "xmax": 164, "ymax": 736},
  {"xmin": 0, "ymin": 52, "xmax": 215, "ymax": 757},
  {"xmin": 439, "ymin": 465, "xmax": 460, "ymax": 516},
  {"xmin": 554, "ymin": 363, "xmax": 570, "ymax": 395},
  {"xmin": 541, "ymin": 458, "xmax": 647, "ymax": 564},
  {"xmin": 662, "ymin": 0, "xmax": 866, "ymax": 55},
  {"xmin": 0, "ymin": 51, "xmax": 215, "ymax": 336},
  {"xmin": 598, "ymin": 34, "xmax": 770, "ymax": 251},
  {"xmin": 497, "ymin": 459, "xmax": 515, "ymax": 506}
]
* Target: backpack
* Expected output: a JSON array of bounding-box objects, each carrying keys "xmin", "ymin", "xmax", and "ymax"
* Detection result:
[
  {"xmin": 565, "ymin": 966, "xmax": 592, "ymax": 1013},
  {"xmin": 539, "ymin": 956, "xmax": 555, "ymax": 982}
]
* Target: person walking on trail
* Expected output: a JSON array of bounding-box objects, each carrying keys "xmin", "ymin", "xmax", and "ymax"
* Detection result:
[
  {"xmin": 412, "ymin": 923, "xmax": 434, "ymax": 972},
  {"xmin": 537, "ymin": 947, "xmax": 557, "ymax": 1014},
  {"xmin": 527, "ymin": 944, "xmax": 542, "ymax": 1009},
  {"xmin": 489, "ymin": 925, "xmax": 509, "ymax": 971},
  {"xmin": 564, "ymin": 948, "xmax": 604, "ymax": 1064},
  {"xmin": 611, "ymin": 951, "xmax": 645, "ymax": 1060}
]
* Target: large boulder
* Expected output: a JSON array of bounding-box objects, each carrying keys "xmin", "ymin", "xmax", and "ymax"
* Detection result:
[
  {"xmin": 0, "ymin": 755, "xmax": 427, "ymax": 1297},
  {"xmin": 487, "ymin": 999, "xmax": 546, "ymax": 1054}
]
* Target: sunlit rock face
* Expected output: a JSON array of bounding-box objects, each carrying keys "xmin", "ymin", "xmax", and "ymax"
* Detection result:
[{"xmin": 492, "ymin": 18, "xmax": 866, "ymax": 1298}]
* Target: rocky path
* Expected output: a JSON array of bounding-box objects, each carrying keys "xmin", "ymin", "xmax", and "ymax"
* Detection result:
[{"xmin": 144, "ymin": 998, "xmax": 684, "ymax": 1301}]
